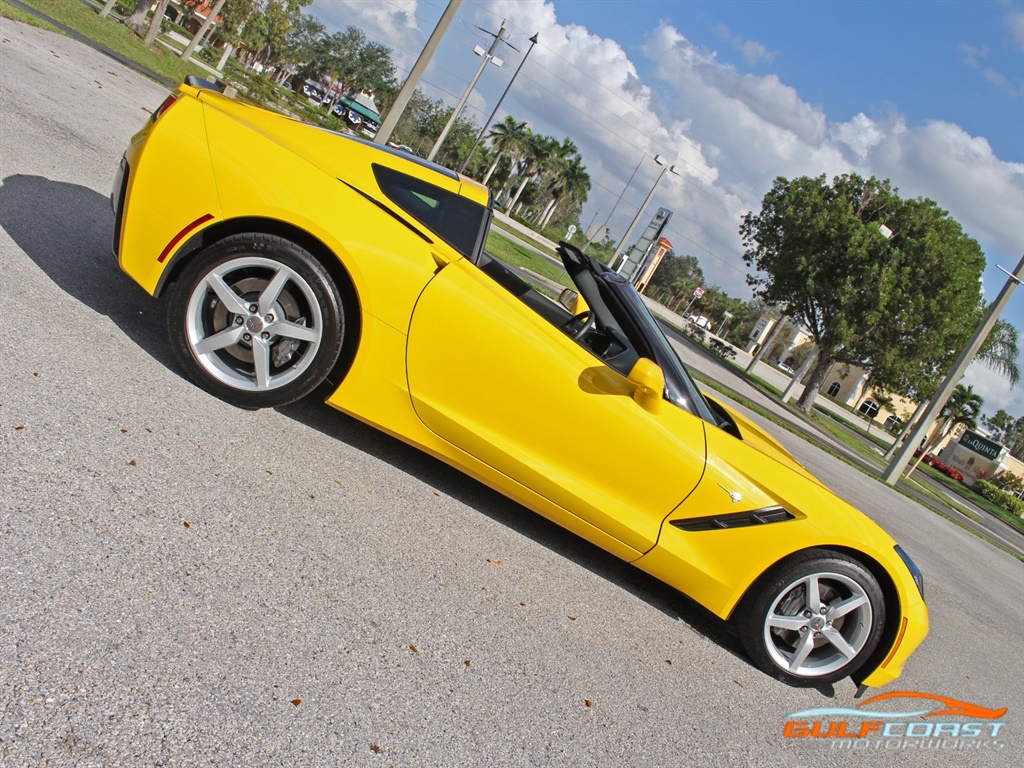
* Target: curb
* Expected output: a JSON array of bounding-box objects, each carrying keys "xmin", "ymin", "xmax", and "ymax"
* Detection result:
[{"xmin": 5, "ymin": 0, "xmax": 174, "ymax": 88}]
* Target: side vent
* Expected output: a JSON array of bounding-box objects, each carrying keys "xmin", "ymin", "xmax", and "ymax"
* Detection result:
[{"xmin": 670, "ymin": 506, "xmax": 795, "ymax": 532}]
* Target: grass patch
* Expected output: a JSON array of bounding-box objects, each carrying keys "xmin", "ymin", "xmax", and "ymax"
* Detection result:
[
  {"xmin": 485, "ymin": 230, "xmax": 571, "ymax": 288},
  {"xmin": 490, "ymin": 218, "xmax": 559, "ymax": 258},
  {"xmin": 909, "ymin": 464, "xmax": 1024, "ymax": 533},
  {"xmin": 812, "ymin": 413, "xmax": 887, "ymax": 467},
  {"xmin": 1, "ymin": 0, "xmax": 61, "ymax": 31},
  {"xmin": 11, "ymin": 0, "xmax": 210, "ymax": 84}
]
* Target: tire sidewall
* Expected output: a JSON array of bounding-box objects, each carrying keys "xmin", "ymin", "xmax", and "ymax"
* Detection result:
[
  {"xmin": 167, "ymin": 234, "xmax": 344, "ymax": 409},
  {"xmin": 736, "ymin": 549, "xmax": 886, "ymax": 686}
]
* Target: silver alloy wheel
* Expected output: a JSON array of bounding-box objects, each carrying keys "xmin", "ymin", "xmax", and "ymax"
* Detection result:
[
  {"xmin": 184, "ymin": 256, "xmax": 324, "ymax": 391},
  {"xmin": 761, "ymin": 571, "xmax": 873, "ymax": 678}
]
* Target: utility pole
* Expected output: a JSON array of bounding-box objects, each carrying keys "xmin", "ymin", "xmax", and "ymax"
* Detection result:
[
  {"xmin": 459, "ymin": 33, "xmax": 538, "ymax": 174},
  {"xmin": 882, "ymin": 254, "xmax": 1024, "ymax": 484},
  {"xmin": 746, "ymin": 314, "xmax": 788, "ymax": 373},
  {"xmin": 376, "ymin": 0, "xmax": 462, "ymax": 146},
  {"xmin": 612, "ymin": 156, "xmax": 676, "ymax": 268},
  {"xmin": 427, "ymin": 21, "xmax": 507, "ymax": 162}
]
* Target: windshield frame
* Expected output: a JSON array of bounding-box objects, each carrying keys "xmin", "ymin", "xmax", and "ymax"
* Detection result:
[
  {"xmin": 593, "ymin": 270, "xmax": 722, "ymax": 424},
  {"xmin": 556, "ymin": 242, "xmax": 722, "ymax": 426}
]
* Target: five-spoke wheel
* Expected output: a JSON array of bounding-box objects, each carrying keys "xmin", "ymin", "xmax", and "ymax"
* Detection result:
[
  {"xmin": 167, "ymin": 234, "xmax": 345, "ymax": 408},
  {"xmin": 736, "ymin": 549, "xmax": 886, "ymax": 685}
]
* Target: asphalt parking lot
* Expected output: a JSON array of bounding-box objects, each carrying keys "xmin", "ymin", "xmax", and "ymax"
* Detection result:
[{"xmin": 1, "ymin": 18, "xmax": 1022, "ymax": 767}]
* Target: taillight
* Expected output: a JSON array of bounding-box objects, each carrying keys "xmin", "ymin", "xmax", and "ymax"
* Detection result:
[{"xmin": 151, "ymin": 93, "xmax": 179, "ymax": 123}]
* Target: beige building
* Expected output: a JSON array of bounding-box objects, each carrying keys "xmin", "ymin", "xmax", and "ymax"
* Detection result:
[
  {"xmin": 818, "ymin": 362, "xmax": 918, "ymax": 433},
  {"xmin": 819, "ymin": 364, "xmax": 1024, "ymax": 487}
]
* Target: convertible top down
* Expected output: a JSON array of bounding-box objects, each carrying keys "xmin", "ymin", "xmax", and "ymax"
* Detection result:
[{"xmin": 111, "ymin": 77, "xmax": 927, "ymax": 691}]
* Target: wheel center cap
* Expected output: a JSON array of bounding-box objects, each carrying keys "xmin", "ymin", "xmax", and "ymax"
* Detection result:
[
  {"xmin": 245, "ymin": 316, "xmax": 265, "ymax": 333},
  {"xmin": 810, "ymin": 616, "xmax": 825, "ymax": 631}
]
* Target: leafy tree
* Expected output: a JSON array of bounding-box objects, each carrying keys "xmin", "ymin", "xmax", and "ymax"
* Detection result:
[
  {"xmin": 741, "ymin": 174, "xmax": 985, "ymax": 414},
  {"xmin": 982, "ymin": 410, "xmax": 1024, "ymax": 459},
  {"xmin": 648, "ymin": 252, "xmax": 705, "ymax": 312},
  {"xmin": 907, "ymin": 384, "xmax": 983, "ymax": 475},
  {"xmin": 279, "ymin": 13, "xmax": 326, "ymax": 83}
]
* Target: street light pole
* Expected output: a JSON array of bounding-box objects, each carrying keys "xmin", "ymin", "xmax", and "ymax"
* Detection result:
[
  {"xmin": 376, "ymin": 0, "xmax": 462, "ymax": 146},
  {"xmin": 427, "ymin": 22, "xmax": 507, "ymax": 163},
  {"xmin": 613, "ymin": 155, "xmax": 677, "ymax": 270},
  {"xmin": 459, "ymin": 33, "xmax": 538, "ymax": 175},
  {"xmin": 882, "ymin": 253, "xmax": 1024, "ymax": 484}
]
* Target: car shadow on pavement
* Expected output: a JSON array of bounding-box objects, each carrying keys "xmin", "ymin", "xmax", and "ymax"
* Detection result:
[{"xmin": 0, "ymin": 174, "xmax": 176, "ymax": 369}]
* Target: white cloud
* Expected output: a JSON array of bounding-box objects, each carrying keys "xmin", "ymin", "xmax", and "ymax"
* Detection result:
[
  {"xmin": 864, "ymin": 120, "xmax": 1024, "ymax": 255},
  {"xmin": 713, "ymin": 23, "xmax": 777, "ymax": 65},
  {"xmin": 1006, "ymin": 7, "xmax": 1024, "ymax": 50},
  {"xmin": 959, "ymin": 42, "xmax": 990, "ymax": 68},
  {"xmin": 311, "ymin": 0, "xmax": 424, "ymax": 71},
  {"xmin": 963, "ymin": 360, "xmax": 1024, "ymax": 418},
  {"xmin": 830, "ymin": 112, "xmax": 894, "ymax": 163}
]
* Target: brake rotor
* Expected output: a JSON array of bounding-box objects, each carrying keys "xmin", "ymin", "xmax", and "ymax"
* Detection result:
[{"xmin": 210, "ymin": 276, "xmax": 302, "ymax": 364}]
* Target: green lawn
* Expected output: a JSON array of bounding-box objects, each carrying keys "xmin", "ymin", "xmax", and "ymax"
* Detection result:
[
  {"xmin": 812, "ymin": 413, "xmax": 887, "ymax": 467},
  {"xmin": 910, "ymin": 463, "xmax": 1024, "ymax": 532},
  {"xmin": 7, "ymin": 0, "xmax": 210, "ymax": 84},
  {"xmin": 485, "ymin": 230, "xmax": 571, "ymax": 288},
  {"xmin": 490, "ymin": 217, "xmax": 559, "ymax": 258}
]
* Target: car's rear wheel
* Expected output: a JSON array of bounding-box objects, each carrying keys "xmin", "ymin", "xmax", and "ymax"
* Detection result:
[
  {"xmin": 736, "ymin": 549, "xmax": 886, "ymax": 685},
  {"xmin": 167, "ymin": 234, "xmax": 344, "ymax": 409}
]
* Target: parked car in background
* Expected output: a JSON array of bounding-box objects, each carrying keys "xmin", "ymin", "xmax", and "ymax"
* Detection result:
[{"xmin": 332, "ymin": 91, "xmax": 381, "ymax": 138}]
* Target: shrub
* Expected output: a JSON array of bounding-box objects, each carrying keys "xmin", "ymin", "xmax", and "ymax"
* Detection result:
[
  {"xmin": 975, "ymin": 480, "xmax": 1024, "ymax": 517},
  {"xmin": 991, "ymin": 470, "xmax": 1024, "ymax": 495}
]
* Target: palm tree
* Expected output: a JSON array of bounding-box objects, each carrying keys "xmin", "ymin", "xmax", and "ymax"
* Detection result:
[
  {"xmin": 539, "ymin": 153, "xmax": 591, "ymax": 228},
  {"xmin": 885, "ymin": 318, "xmax": 1019, "ymax": 461},
  {"xmin": 906, "ymin": 383, "xmax": 983, "ymax": 476},
  {"xmin": 977, "ymin": 319, "xmax": 1020, "ymax": 387},
  {"xmin": 482, "ymin": 117, "xmax": 528, "ymax": 186},
  {"xmin": 507, "ymin": 132, "xmax": 556, "ymax": 213}
]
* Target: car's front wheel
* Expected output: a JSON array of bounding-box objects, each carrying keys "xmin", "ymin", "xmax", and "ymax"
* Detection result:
[
  {"xmin": 167, "ymin": 234, "xmax": 344, "ymax": 409},
  {"xmin": 736, "ymin": 549, "xmax": 886, "ymax": 685}
]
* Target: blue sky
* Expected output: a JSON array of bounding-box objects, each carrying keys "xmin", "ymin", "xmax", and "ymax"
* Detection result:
[
  {"xmin": 311, "ymin": 0, "xmax": 1023, "ymax": 416},
  {"xmin": 560, "ymin": 1, "xmax": 1023, "ymax": 159}
]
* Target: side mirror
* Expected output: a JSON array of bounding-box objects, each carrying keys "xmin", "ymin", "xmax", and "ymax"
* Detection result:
[
  {"xmin": 627, "ymin": 358, "xmax": 664, "ymax": 414},
  {"xmin": 558, "ymin": 288, "xmax": 579, "ymax": 311}
]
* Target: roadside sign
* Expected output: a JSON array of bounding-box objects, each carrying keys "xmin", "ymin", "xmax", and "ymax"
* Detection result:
[{"xmin": 694, "ymin": 287, "xmax": 705, "ymax": 298}]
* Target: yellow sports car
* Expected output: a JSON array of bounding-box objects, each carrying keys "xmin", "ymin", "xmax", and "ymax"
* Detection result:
[{"xmin": 111, "ymin": 77, "xmax": 927, "ymax": 692}]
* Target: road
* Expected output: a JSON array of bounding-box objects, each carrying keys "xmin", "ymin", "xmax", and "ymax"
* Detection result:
[{"xmin": 1, "ymin": 18, "xmax": 1022, "ymax": 767}]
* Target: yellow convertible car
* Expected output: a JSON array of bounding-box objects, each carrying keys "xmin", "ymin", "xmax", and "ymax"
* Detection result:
[{"xmin": 111, "ymin": 78, "xmax": 927, "ymax": 691}]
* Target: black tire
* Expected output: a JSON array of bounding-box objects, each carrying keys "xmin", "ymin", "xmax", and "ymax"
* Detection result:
[
  {"xmin": 735, "ymin": 549, "xmax": 886, "ymax": 685},
  {"xmin": 167, "ymin": 233, "xmax": 344, "ymax": 409}
]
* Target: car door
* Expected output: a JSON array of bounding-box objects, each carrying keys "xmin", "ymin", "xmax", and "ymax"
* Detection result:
[{"xmin": 406, "ymin": 257, "xmax": 707, "ymax": 556}]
